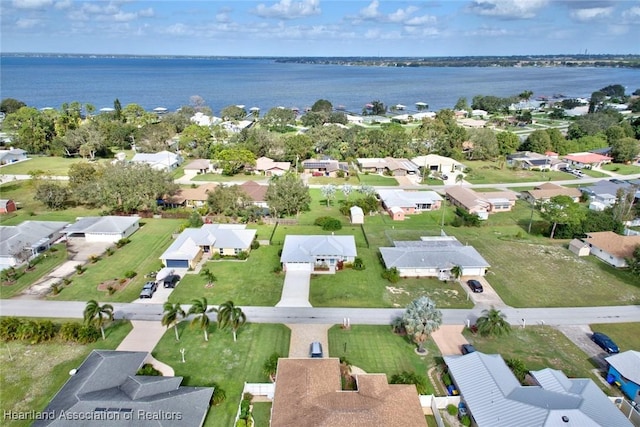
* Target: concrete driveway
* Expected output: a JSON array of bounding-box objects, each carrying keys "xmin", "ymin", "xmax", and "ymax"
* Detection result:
[
  {"xmin": 287, "ymin": 324, "xmax": 331, "ymax": 358},
  {"xmin": 116, "ymin": 320, "xmax": 175, "ymax": 376},
  {"xmin": 461, "ymin": 276, "xmax": 508, "ymax": 308},
  {"xmin": 276, "ymin": 270, "xmax": 312, "ymax": 307},
  {"xmin": 556, "ymin": 325, "xmax": 611, "ymax": 369},
  {"xmin": 431, "ymin": 325, "xmax": 468, "ymax": 355}
]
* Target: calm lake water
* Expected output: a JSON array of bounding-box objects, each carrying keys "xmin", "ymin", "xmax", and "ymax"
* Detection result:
[{"xmin": 2, "ymin": 56, "xmax": 640, "ymax": 113}]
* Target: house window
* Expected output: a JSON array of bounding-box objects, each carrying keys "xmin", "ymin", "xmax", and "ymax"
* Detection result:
[
  {"xmin": 219, "ymin": 248, "xmax": 224, "ymax": 255},
  {"xmin": 234, "ymin": 248, "xmax": 241, "ymax": 255}
]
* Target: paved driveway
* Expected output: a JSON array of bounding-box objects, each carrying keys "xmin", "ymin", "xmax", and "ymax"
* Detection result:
[
  {"xmin": 556, "ymin": 325, "xmax": 610, "ymax": 369},
  {"xmin": 287, "ymin": 324, "xmax": 331, "ymax": 358},
  {"xmin": 461, "ymin": 276, "xmax": 508, "ymax": 308},
  {"xmin": 431, "ymin": 325, "xmax": 468, "ymax": 355},
  {"xmin": 276, "ymin": 270, "xmax": 312, "ymax": 307}
]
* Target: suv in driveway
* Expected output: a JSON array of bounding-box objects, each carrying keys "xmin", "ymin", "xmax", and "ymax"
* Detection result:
[
  {"xmin": 467, "ymin": 279, "xmax": 483, "ymax": 293},
  {"xmin": 591, "ymin": 332, "xmax": 619, "ymax": 354},
  {"xmin": 139, "ymin": 282, "xmax": 156, "ymax": 299},
  {"xmin": 461, "ymin": 344, "xmax": 476, "ymax": 355},
  {"xmin": 163, "ymin": 274, "xmax": 180, "ymax": 288}
]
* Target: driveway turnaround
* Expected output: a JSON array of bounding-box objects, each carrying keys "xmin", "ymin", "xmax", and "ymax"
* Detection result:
[
  {"xmin": 116, "ymin": 320, "xmax": 175, "ymax": 376},
  {"xmin": 276, "ymin": 270, "xmax": 312, "ymax": 307}
]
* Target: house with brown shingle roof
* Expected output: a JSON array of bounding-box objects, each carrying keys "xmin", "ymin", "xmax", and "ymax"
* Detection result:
[
  {"xmin": 445, "ymin": 187, "xmax": 517, "ymax": 220},
  {"xmin": 254, "ymin": 156, "xmax": 291, "ymax": 176},
  {"xmin": 164, "ymin": 183, "xmax": 218, "ymax": 208},
  {"xmin": 522, "ymin": 183, "xmax": 582, "ymax": 205},
  {"xmin": 582, "ymin": 231, "xmax": 640, "ymax": 268},
  {"xmin": 239, "ymin": 181, "xmax": 268, "ymax": 208},
  {"xmin": 270, "ymin": 358, "xmax": 426, "ymax": 427}
]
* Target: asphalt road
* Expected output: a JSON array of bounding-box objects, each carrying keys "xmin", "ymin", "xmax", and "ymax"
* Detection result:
[{"xmin": 2, "ymin": 299, "xmax": 639, "ymax": 326}]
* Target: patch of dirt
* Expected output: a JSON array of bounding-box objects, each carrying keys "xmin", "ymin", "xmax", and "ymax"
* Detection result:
[
  {"xmin": 97, "ymin": 278, "xmax": 132, "ymax": 292},
  {"xmin": 386, "ymin": 286, "xmax": 409, "ymax": 295}
]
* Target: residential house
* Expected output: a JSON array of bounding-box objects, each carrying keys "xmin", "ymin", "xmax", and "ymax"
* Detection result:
[
  {"xmin": 254, "ymin": 157, "xmax": 291, "ymax": 176},
  {"xmin": 163, "ymin": 183, "xmax": 218, "ymax": 208},
  {"xmin": 239, "ymin": 181, "xmax": 269, "ymax": 208},
  {"xmin": 507, "ymin": 151, "xmax": 567, "ymax": 171},
  {"xmin": 445, "ymin": 187, "xmax": 517, "ymax": 219},
  {"xmin": 62, "ymin": 216, "xmax": 140, "ymax": 243},
  {"xmin": 568, "ymin": 239, "xmax": 590, "ymax": 257},
  {"xmin": 302, "ymin": 158, "xmax": 349, "ymax": 177},
  {"xmin": 33, "ymin": 350, "xmax": 213, "ymax": 427},
  {"xmin": 0, "ymin": 199, "xmax": 17, "ymax": 214},
  {"xmin": 183, "ymin": 159, "xmax": 212, "ymax": 176},
  {"xmin": 580, "ymin": 180, "xmax": 640, "ymax": 211},
  {"xmin": 0, "ymin": 220, "xmax": 68, "ymax": 270},
  {"xmin": 582, "ymin": 231, "xmax": 640, "ymax": 268},
  {"xmin": 270, "ymin": 358, "xmax": 427, "ymax": 427},
  {"xmin": 606, "ymin": 351, "xmax": 640, "ymax": 403},
  {"xmin": 411, "ymin": 154, "xmax": 466, "ymax": 176},
  {"xmin": 131, "ymin": 151, "xmax": 182, "ymax": 171},
  {"xmin": 564, "ymin": 152, "xmax": 613, "ymax": 169},
  {"xmin": 444, "ymin": 352, "xmax": 632, "ymax": 427},
  {"xmin": 0, "ymin": 148, "xmax": 27, "ymax": 165},
  {"xmin": 377, "ymin": 189, "xmax": 442, "ymax": 220},
  {"xmin": 379, "ymin": 236, "xmax": 490, "ymax": 279},
  {"xmin": 190, "ymin": 112, "xmax": 221, "ymax": 126},
  {"xmin": 221, "ymin": 120, "xmax": 253, "ymax": 133},
  {"xmin": 349, "ymin": 206, "xmax": 364, "ymax": 224},
  {"xmin": 522, "ymin": 183, "xmax": 582, "ymax": 205},
  {"xmin": 160, "ymin": 224, "xmax": 256, "ymax": 269},
  {"xmin": 280, "ymin": 235, "xmax": 357, "ymax": 273},
  {"xmin": 357, "ymin": 157, "xmax": 419, "ymax": 176}
]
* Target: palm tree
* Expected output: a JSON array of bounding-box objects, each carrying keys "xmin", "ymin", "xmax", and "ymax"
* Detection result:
[
  {"xmin": 217, "ymin": 300, "xmax": 247, "ymax": 342},
  {"xmin": 188, "ymin": 297, "xmax": 216, "ymax": 341},
  {"xmin": 402, "ymin": 296, "xmax": 442, "ymax": 353},
  {"xmin": 200, "ymin": 268, "xmax": 217, "ymax": 288},
  {"xmin": 83, "ymin": 299, "xmax": 114, "ymax": 340},
  {"xmin": 455, "ymin": 173, "xmax": 465, "ymax": 186},
  {"xmin": 476, "ymin": 307, "xmax": 511, "ymax": 337},
  {"xmin": 450, "ymin": 265, "xmax": 462, "ymax": 282},
  {"xmin": 162, "ymin": 302, "xmax": 186, "ymax": 341}
]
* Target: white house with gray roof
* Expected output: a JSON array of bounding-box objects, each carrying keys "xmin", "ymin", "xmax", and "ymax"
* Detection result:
[
  {"xmin": 0, "ymin": 220, "xmax": 68, "ymax": 270},
  {"xmin": 377, "ymin": 189, "xmax": 443, "ymax": 214},
  {"xmin": 33, "ymin": 350, "xmax": 213, "ymax": 427},
  {"xmin": 62, "ymin": 216, "xmax": 140, "ymax": 243},
  {"xmin": 445, "ymin": 352, "xmax": 632, "ymax": 427},
  {"xmin": 160, "ymin": 224, "xmax": 256, "ymax": 269},
  {"xmin": 131, "ymin": 151, "xmax": 182, "ymax": 171},
  {"xmin": 280, "ymin": 235, "xmax": 357, "ymax": 273},
  {"xmin": 379, "ymin": 236, "xmax": 489, "ymax": 279}
]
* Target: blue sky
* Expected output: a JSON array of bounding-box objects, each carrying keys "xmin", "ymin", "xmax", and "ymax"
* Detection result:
[{"xmin": 2, "ymin": 0, "xmax": 639, "ymax": 56}]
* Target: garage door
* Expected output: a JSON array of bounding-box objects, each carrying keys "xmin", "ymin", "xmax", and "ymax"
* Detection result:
[
  {"xmin": 286, "ymin": 263, "xmax": 312, "ymax": 272},
  {"xmin": 166, "ymin": 259, "xmax": 189, "ymax": 268}
]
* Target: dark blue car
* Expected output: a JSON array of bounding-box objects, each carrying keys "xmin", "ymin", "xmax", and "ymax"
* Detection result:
[{"xmin": 591, "ymin": 332, "xmax": 619, "ymax": 354}]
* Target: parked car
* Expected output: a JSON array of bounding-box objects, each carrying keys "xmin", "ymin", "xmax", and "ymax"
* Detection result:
[
  {"xmin": 467, "ymin": 279, "xmax": 483, "ymax": 293},
  {"xmin": 591, "ymin": 332, "xmax": 619, "ymax": 354},
  {"xmin": 310, "ymin": 341, "xmax": 323, "ymax": 358},
  {"xmin": 163, "ymin": 274, "xmax": 180, "ymax": 288},
  {"xmin": 461, "ymin": 344, "xmax": 476, "ymax": 355},
  {"xmin": 139, "ymin": 282, "xmax": 156, "ymax": 299},
  {"xmin": 145, "ymin": 281, "xmax": 157, "ymax": 292}
]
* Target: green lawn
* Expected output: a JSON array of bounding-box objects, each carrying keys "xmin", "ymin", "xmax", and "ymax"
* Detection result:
[
  {"xmin": 168, "ymin": 245, "xmax": 284, "ymax": 306},
  {"xmin": 50, "ymin": 219, "xmax": 182, "ymax": 302},
  {"xmin": 588, "ymin": 323, "xmax": 640, "ymax": 352},
  {"xmin": 0, "ymin": 244, "xmax": 68, "ymax": 299},
  {"xmin": 153, "ymin": 322, "xmax": 290, "ymax": 427},
  {"xmin": 581, "ymin": 169, "xmax": 609, "ymax": 178},
  {"xmin": 0, "ymin": 320, "xmax": 132, "ymax": 427},
  {"xmin": 307, "ymin": 176, "xmax": 358, "ymax": 186},
  {"xmin": 463, "ymin": 325, "xmax": 612, "ymax": 390},
  {"xmin": 601, "ymin": 163, "xmax": 640, "ymax": 175},
  {"xmin": 356, "ymin": 173, "xmax": 400, "ymax": 186},
  {"xmin": 0, "ymin": 180, "xmax": 102, "ymax": 225},
  {"xmin": 0, "ymin": 156, "xmax": 89, "ymax": 176},
  {"xmin": 251, "ymin": 402, "xmax": 272, "ymax": 427},
  {"xmin": 328, "ymin": 325, "xmax": 439, "ymax": 394},
  {"xmin": 190, "ymin": 173, "xmax": 267, "ymax": 182},
  {"xmin": 465, "ymin": 160, "xmax": 576, "ymax": 184}
]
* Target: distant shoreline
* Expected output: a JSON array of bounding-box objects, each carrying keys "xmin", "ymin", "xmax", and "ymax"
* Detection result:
[{"xmin": 2, "ymin": 52, "xmax": 640, "ymax": 69}]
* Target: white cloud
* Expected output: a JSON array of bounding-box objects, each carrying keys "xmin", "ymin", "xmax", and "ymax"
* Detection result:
[
  {"xmin": 405, "ymin": 15, "xmax": 437, "ymax": 26},
  {"xmin": 359, "ymin": 1, "xmax": 382, "ymax": 20},
  {"xmin": 12, "ymin": 0, "xmax": 52, "ymax": 9},
  {"xmin": 164, "ymin": 23, "xmax": 192, "ymax": 36},
  {"xmin": 15, "ymin": 17, "xmax": 41, "ymax": 28},
  {"xmin": 54, "ymin": 0, "xmax": 71, "ymax": 10},
  {"xmin": 622, "ymin": 5, "xmax": 640, "ymax": 23},
  {"xmin": 465, "ymin": 26, "xmax": 510, "ymax": 37},
  {"xmin": 216, "ymin": 12, "xmax": 231, "ymax": 23},
  {"xmin": 388, "ymin": 5, "xmax": 418, "ymax": 23},
  {"xmin": 252, "ymin": 0, "xmax": 320, "ymax": 20},
  {"xmin": 138, "ymin": 8, "xmax": 154, "ymax": 18},
  {"xmin": 466, "ymin": 0, "xmax": 549, "ymax": 19},
  {"xmin": 570, "ymin": 6, "xmax": 613, "ymax": 21}
]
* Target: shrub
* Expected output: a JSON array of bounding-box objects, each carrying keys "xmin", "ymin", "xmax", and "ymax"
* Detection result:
[
  {"xmin": 124, "ymin": 270, "xmax": 137, "ymax": 279},
  {"xmin": 262, "ymin": 352, "xmax": 280, "ymax": 379},
  {"xmin": 447, "ymin": 404, "xmax": 458, "ymax": 416},
  {"xmin": 212, "ymin": 252, "xmax": 222, "ymax": 260},
  {"xmin": 353, "ymin": 257, "xmax": 365, "ymax": 270},
  {"xmin": 442, "ymin": 372, "xmax": 452, "ymax": 386},
  {"xmin": 137, "ymin": 363, "xmax": 162, "ymax": 376},
  {"xmin": 74, "ymin": 264, "xmax": 86, "ymax": 275},
  {"xmin": 76, "ymin": 324, "xmax": 101, "ymax": 344},
  {"xmin": 506, "ymin": 357, "xmax": 528, "ymax": 383},
  {"xmin": 0, "ymin": 317, "xmax": 22, "ymax": 341},
  {"xmin": 273, "ymin": 264, "xmax": 283, "ymax": 274},
  {"xmin": 105, "ymin": 247, "xmax": 115, "ymax": 256},
  {"xmin": 89, "ymin": 255, "xmax": 100, "ymax": 264},
  {"xmin": 381, "ymin": 267, "xmax": 400, "ymax": 283},
  {"xmin": 250, "ymin": 240, "xmax": 260, "ymax": 250},
  {"xmin": 59, "ymin": 322, "xmax": 81, "ymax": 342},
  {"xmin": 51, "ymin": 283, "xmax": 61, "ymax": 295},
  {"xmin": 461, "ymin": 415, "xmax": 471, "ymax": 426},
  {"xmin": 62, "ymin": 277, "xmax": 72, "ymax": 286},
  {"xmin": 389, "ymin": 371, "xmax": 429, "ymax": 394},
  {"xmin": 210, "ymin": 383, "xmax": 226, "ymax": 406},
  {"xmin": 115, "ymin": 238, "xmax": 131, "ymax": 248},
  {"xmin": 237, "ymin": 251, "xmax": 249, "ymax": 260},
  {"xmin": 107, "ymin": 285, "xmax": 116, "ymax": 295}
]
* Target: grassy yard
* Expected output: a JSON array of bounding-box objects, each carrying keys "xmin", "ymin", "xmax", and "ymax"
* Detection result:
[
  {"xmin": 464, "ymin": 160, "xmax": 576, "ymax": 184},
  {"xmin": 50, "ymin": 219, "xmax": 182, "ymax": 302},
  {"xmin": 153, "ymin": 322, "xmax": 290, "ymax": 427},
  {"xmin": 601, "ymin": 163, "xmax": 640, "ymax": 175},
  {"xmin": 588, "ymin": 323, "xmax": 640, "ymax": 352},
  {"xmin": 0, "ymin": 156, "xmax": 90, "ymax": 176},
  {"xmin": 0, "ymin": 180, "xmax": 102, "ymax": 225},
  {"xmin": 463, "ymin": 325, "xmax": 610, "ymax": 389},
  {"xmin": 581, "ymin": 169, "xmax": 609, "ymax": 178},
  {"xmin": 307, "ymin": 176, "xmax": 359, "ymax": 186},
  {"xmin": 190, "ymin": 173, "xmax": 267, "ymax": 182},
  {"xmin": 168, "ymin": 245, "xmax": 284, "ymax": 306},
  {"xmin": 328, "ymin": 325, "xmax": 439, "ymax": 394},
  {"xmin": 0, "ymin": 244, "xmax": 68, "ymax": 299},
  {"xmin": 251, "ymin": 402, "xmax": 272, "ymax": 427},
  {"xmin": 0, "ymin": 320, "xmax": 132, "ymax": 427},
  {"xmin": 356, "ymin": 173, "xmax": 400, "ymax": 186}
]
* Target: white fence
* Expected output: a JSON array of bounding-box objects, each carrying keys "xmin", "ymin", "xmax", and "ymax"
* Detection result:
[
  {"xmin": 619, "ymin": 399, "xmax": 640, "ymax": 426},
  {"xmin": 244, "ymin": 382, "xmax": 275, "ymax": 399},
  {"xmin": 420, "ymin": 395, "xmax": 461, "ymax": 427}
]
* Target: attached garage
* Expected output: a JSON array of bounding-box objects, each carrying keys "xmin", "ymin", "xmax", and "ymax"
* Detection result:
[
  {"xmin": 62, "ymin": 216, "xmax": 140, "ymax": 243},
  {"xmin": 166, "ymin": 259, "xmax": 189, "ymax": 269},
  {"xmin": 284, "ymin": 262, "xmax": 313, "ymax": 272}
]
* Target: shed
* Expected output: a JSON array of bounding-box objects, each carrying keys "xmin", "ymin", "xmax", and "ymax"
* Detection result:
[
  {"xmin": 350, "ymin": 206, "xmax": 364, "ymax": 224},
  {"xmin": 0, "ymin": 199, "xmax": 17, "ymax": 214},
  {"xmin": 388, "ymin": 206, "xmax": 405, "ymax": 221},
  {"xmin": 568, "ymin": 239, "xmax": 590, "ymax": 257}
]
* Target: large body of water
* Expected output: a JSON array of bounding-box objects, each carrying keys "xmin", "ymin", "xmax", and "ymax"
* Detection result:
[{"xmin": 2, "ymin": 56, "xmax": 640, "ymax": 114}]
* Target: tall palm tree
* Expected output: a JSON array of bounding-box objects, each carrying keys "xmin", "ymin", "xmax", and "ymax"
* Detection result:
[
  {"xmin": 476, "ymin": 307, "xmax": 511, "ymax": 337},
  {"xmin": 83, "ymin": 299, "xmax": 114, "ymax": 340},
  {"xmin": 450, "ymin": 265, "xmax": 462, "ymax": 282},
  {"xmin": 162, "ymin": 302, "xmax": 186, "ymax": 341},
  {"xmin": 455, "ymin": 173, "xmax": 465, "ymax": 186},
  {"xmin": 188, "ymin": 297, "xmax": 216, "ymax": 341},
  {"xmin": 200, "ymin": 268, "xmax": 217, "ymax": 288},
  {"xmin": 217, "ymin": 300, "xmax": 247, "ymax": 342}
]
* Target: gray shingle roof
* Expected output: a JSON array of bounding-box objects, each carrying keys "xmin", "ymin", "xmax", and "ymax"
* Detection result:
[
  {"xmin": 0, "ymin": 220, "xmax": 68, "ymax": 257},
  {"xmin": 380, "ymin": 237, "xmax": 489, "ymax": 269},
  {"xmin": 33, "ymin": 350, "xmax": 213, "ymax": 427},
  {"xmin": 63, "ymin": 216, "xmax": 139, "ymax": 235},
  {"xmin": 444, "ymin": 352, "xmax": 632, "ymax": 427},
  {"xmin": 280, "ymin": 235, "xmax": 357, "ymax": 263},
  {"xmin": 160, "ymin": 224, "xmax": 255, "ymax": 262}
]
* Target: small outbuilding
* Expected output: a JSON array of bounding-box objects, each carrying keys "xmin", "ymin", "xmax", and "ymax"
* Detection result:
[
  {"xmin": 350, "ymin": 206, "xmax": 364, "ymax": 224},
  {"xmin": 606, "ymin": 350, "xmax": 640, "ymax": 403},
  {"xmin": 568, "ymin": 238, "xmax": 590, "ymax": 257},
  {"xmin": 388, "ymin": 206, "xmax": 405, "ymax": 221},
  {"xmin": 0, "ymin": 199, "xmax": 17, "ymax": 214}
]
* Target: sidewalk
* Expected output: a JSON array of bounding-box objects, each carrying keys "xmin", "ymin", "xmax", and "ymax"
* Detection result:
[{"xmin": 117, "ymin": 320, "xmax": 175, "ymax": 376}]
